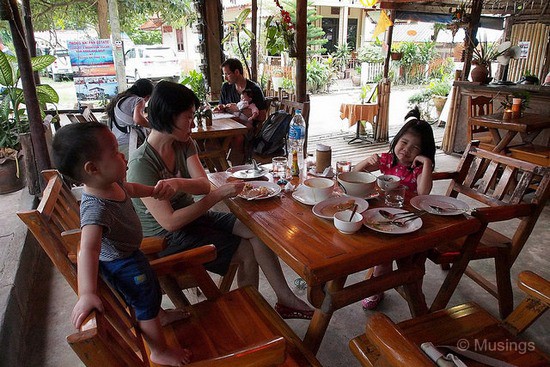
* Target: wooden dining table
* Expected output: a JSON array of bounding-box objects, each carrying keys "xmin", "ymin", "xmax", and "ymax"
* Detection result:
[
  {"xmin": 191, "ymin": 117, "xmax": 247, "ymax": 172},
  {"xmin": 468, "ymin": 112, "xmax": 550, "ymax": 153},
  {"xmin": 208, "ymin": 172, "xmax": 483, "ymax": 354}
]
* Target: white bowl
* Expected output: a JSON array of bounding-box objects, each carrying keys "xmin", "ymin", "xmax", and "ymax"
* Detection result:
[
  {"xmin": 337, "ymin": 172, "xmax": 376, "ymax": 197},
  {"xmin": 334, "ymin": 210, "xmax": 363, "ymax": 234},
  {"xmin": 377, "ymin": 174, "xmax": 401, "ymax": 191},
  {"xmin": 300, "ymin": 177, "xmax": 335, "ymax": 202}
]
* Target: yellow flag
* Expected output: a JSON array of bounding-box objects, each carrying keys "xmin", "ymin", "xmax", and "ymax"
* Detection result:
[
  {"xmin": 360, "ymin": 0, "xmax": 378, "ymax": 6},
  {"xmin": 372, "ymin": 10, "xmax": 393, "ymax": 40}
]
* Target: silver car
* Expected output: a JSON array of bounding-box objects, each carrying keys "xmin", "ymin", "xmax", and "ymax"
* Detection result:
[{"xmin": 124, "ymin": 46, "xmax": 181, "ymax": 82}]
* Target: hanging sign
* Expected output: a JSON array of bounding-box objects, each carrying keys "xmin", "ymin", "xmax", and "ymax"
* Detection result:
[
  {"xmin": 518, "ymin": 41, "xmax": 530, "ymax": 59},
  {"xmin": 67, "ymin": 39, "xmax": 119, "ymax": 103}
]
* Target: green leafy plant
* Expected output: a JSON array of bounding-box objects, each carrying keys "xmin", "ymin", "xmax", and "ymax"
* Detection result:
[
  {"xmin": 357, "ymin": 42, "xmax": 384, "ymax": 64},
  {"xmin": 471, "ymin": 40, "xmax": 509, "ymax": 67},
  {"xmin": 222, "ymin": 8, "xmax": 254, "ymax": 77},
  {"xmin": 331, "ymin": 42, "xmax": 351, "ymax": 72},
  {"xmin": 281, "ymin": 77, "xmax": 294, "ymax": 92},
  {"xmin": 306, "ymin": 58, "xmax": 333, "ymax": 93},
  {"xmin": 427, "ymin": 78, "xmax": 451, "ymax": 97},
  {"xmin": 0, "ymin": 52, "xmax": 58, "ymax": 156},
  {"xmin": 181, "ymin": 69, "xmax": 207, "ymax": 102}
]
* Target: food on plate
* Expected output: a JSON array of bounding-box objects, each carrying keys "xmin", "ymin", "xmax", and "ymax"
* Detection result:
[
  {"xmin": 239, "ymin": 183, "xmax": 274, "ymax": 199},
  {"xmin": 320, "ymin": 199, "xmax": 355, "ymax": 217}
]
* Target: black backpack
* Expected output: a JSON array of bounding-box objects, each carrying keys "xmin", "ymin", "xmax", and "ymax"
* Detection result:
[{"xmin": 253, "ymin": 110, "xmax": 293, "ymax": 155}]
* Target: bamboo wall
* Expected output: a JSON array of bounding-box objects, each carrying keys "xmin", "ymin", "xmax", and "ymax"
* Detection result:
[{"xmin": 508, "ymin": 23, "xmax": 549, "ymax": 82}]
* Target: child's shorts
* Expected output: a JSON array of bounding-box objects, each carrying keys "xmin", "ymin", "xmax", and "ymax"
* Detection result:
[{"xmin": 99, "ymin": 251, "xmax": 161, "ymax": 321}]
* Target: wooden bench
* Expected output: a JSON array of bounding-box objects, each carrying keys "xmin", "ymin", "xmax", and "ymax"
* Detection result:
[
  {"xmin": 18, "ymin": 171, "xmax": 322, "ymax": 366},
  {"xmin": 509, "ymin": 144, "xmax": 550, "ymax": 166},
  {"xmin": 350, "ymin": 271, "xmax": 550, "ymax": 367}
]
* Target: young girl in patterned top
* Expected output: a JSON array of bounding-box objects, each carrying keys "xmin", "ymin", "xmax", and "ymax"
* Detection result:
[{"xmin": 353, "ymin": 106, "xmax": 436, "ymax": 310}]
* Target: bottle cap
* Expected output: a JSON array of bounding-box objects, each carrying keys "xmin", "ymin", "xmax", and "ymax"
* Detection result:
[
  {"xmin": 295, "ymin": 109, "xmax": 301, "ymax": 114},
  {"xmin": 316, "ymin": 144, "xmax": 331, "ymax": 151}
]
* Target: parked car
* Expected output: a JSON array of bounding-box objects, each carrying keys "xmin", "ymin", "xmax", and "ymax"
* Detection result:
[
  {"xmin": 124, "ymin": 46, "xmax": 181, "ymax": 82},
  {"xmin": 46, "ymin": 48, "xmax": 73, "ymax": 81}
]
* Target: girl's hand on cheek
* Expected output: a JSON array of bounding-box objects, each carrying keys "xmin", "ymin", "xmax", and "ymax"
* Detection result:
[{"xmin": 412, "ymin": 156, "xmax": 432, "ymax": 169}]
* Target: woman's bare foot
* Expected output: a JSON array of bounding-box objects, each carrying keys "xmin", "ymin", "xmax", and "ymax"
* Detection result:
[
  {"xmin": 159, "ymin": 308, "xmax": 191, "ymax": 326},
  {"xmin": 150, "ymin": 346, "xmax": 192, "ymax": 366},
  {"xmin": 279, "ymin": 295, "xmax": 313, "ymax": 313}
]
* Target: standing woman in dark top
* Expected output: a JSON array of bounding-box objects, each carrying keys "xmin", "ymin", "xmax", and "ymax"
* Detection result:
[{"xmin": 106, "ymin": 78, "xmax": 154, "ymax": 158}]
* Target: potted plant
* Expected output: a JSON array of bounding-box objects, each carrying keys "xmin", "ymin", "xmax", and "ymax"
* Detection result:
[
  {"xmin": 427, "ymin": 79, "xmax": 451, "ymax": 116},
  {"xmin": 390, "ymin": 43, "xmax": 404, "ymax": 61},
  {"xmin": 331, "ymin": 42, "xmax": 351, "ymax": 78},
  {"xmin": 0, "ymin": 51, "xmax": 57, "ymax": 194},
  {"xmin": 271, "ymin": 68, "xmax": 284, "ymax": 90},
  {"xmin": 470, "ymin": 40, "xmax": 510, "ymax": 83},
  {"xmin": 351, "ymin": 66, "xmax": 362, "ymax": 86}
]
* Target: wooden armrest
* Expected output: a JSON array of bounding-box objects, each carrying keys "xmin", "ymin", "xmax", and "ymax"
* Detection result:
[
  {"xmin": 432, "ymin": 171, "xmax": 458, "ymax": 181},
  {"xmin": 188, "ymin": 337, "xmax": 286, "ymax": 367},
  {"xmin": 472, "ymin": 203, "xmax": 535, "ymax": 223},
  {"xmin": 149, "ymin": 244, "xmax": 217, "ymax": 277},
  {"xmin": 518, "ymin": 271, "xmax": 550, "ymax": 307},
  {"xmin": 365, "ymin": 313, "xmax": 433, "ymax": 366},
  {"xmin": 61, "ymin": 229, "xmax": 81, "ymax": 263},
  {"xmin": 140, "ymin": 236, "xmax": 167, "ymax": 255}
]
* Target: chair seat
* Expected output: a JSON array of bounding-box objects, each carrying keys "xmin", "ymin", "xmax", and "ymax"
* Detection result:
[
  {"xmin": 350, "ymin": 302, "xmax": 550, "ymax": 367},
  {"xmin": 142, "ymin": 286, "xmax": 319, "ymax": 365},
  {"xmin": 510, "ymin": 144, "xmax": 550, "ymax": 166},
  {"xmin": 429, "ymin": 228, "xmax": 511, "ymax": 264}
]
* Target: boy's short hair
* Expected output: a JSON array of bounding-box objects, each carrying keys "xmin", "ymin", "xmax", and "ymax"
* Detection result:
[
  {"xmin": 147, "ymin": 81, "xmax": 200, "ymax": 134},
  {"xmin": 52, "ymin": 122, "xmax": 109, "ymax": 182}
]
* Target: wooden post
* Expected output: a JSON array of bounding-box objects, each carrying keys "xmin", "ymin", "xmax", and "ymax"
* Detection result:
[
  {"xmin": 295, "ymin": 0, "xmax": 307, "ymax": 104},
  {"xmin": 21, "ymin": 0, "xmax": 40, "ymax": 84},
  {"xmin": 461, "ymin": 0, "xmax": 483, "ymax": 81},
  {"xmin": 383, "ymin": 10, "xmax": 395, "ymax": 79},
  {"xmin": 251, "ymin": 0, "xmax": 257, "ymax": 82},
  {"xmin": 202, "ymin": 1, "xmax": 224, "ymax": 100}
]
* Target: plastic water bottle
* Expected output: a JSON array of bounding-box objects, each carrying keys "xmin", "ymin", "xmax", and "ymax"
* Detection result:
[{"xmin": 287, "ymin": 109, "xmax": 306, "ymax": 176}]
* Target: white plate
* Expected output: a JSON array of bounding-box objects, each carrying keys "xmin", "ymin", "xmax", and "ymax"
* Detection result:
[
  {"xmin": 237, "ymin": 181, "xmax": 281, "ymax": 200},
  {"xmin": 229, "ymin": 164, "xmax": 268, "ymax": 179},
  {"xmin": 410, "ymin": 195, "xmax": 469, "ymax": 216},
  {"xmin": 363, "ymin": 208, "xmax": 423, "ymax": 234},
  {"xmin": 312, "ymin": 196, "xmax": 369, "ymax": 219},
  {"xmin": 292, "ymin": 191, "xmax": 335, "ymax": 206}
]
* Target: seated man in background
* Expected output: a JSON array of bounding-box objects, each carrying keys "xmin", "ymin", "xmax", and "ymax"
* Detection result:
[{"xmin": 214, "ymin": 58, "xmax": 267, "ymax": 164}]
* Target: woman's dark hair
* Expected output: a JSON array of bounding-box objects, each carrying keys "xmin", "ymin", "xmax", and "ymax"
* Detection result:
[
  {"xmin": 52, "ymin": 122, "xmax": 109, "ymax": 182},
  {"xmin": 105, "ymin": 78, "xmax": 154, "ymax": 120},
  {"xmin": 389, "ymin": 106, "xmax": 436, "ymax": 168},
  {"xmin": 241, "ymin": 88, "xmax": 254, "ymax": 99},
  {"xmin": 147, "ymin": 81, "xmax": 200, "ymax": 133}
]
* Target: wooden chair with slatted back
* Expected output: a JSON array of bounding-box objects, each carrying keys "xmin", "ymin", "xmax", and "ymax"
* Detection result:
[
  {"xmin": 350, "ymin": 270, "xmax": 550, "ymax": 367},
  {"xmin": 18, "ymin": 169, "xmax": 236, "ymax": 308},
  {"xmin": 60, "ymin": 230, "xmax": 322, "ymax": 366},
  {"xmin": 467, "ymin": 96, "xmax": 494, "ymax": 150},
  {"xmin": 428, "ymin": 141, "xmax": 550, "ymax": 318}
]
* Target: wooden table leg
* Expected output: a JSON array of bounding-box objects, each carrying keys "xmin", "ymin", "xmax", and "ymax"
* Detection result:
[
  {"xmin": 304, "ymin": 278, "xmax": 346, "ymax": 354},
  {"xmin": 492, "ymin": 130, "xmax": 517, "ymax": 153},
  {"xmin": 396, "ymin": 254, "xmax": 428, "ymax": 317},
  {"xmin": 430, "ymin": 228, "xmax": 485, "ymax": 312}
]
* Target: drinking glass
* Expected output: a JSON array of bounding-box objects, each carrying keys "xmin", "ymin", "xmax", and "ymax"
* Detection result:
[
  {"xmin": 272, "ymin": 156, "xmax": 288, "ymax": 178},
  {"xmin": 384, "ymin": 185, "xmax": 406, "ymax": 208},
  {"xmin": 336, "ymin": 160, "xmax": 352, "ymax": 174}
]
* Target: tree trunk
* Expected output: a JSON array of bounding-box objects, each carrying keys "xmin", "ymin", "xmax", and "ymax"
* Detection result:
[
  {"xmin": 21, "ymin": 0, "xmax": 40, "ymax": 84},
  {"xmin": 7, "ymin": 0, "xmax": 51, "ymax": 193},
  {"xmin": 97, "ymin": 0, "xmax": 109, "ymax": 39}
]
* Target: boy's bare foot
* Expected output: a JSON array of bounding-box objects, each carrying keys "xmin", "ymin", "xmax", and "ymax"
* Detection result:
[
  {"xmin": 159, "ymin": 308, "xmax": 191, "ymax": 326},
  {"xmin": 150, "ymin": 346, "xmax": 192, "ymax": 366}
]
